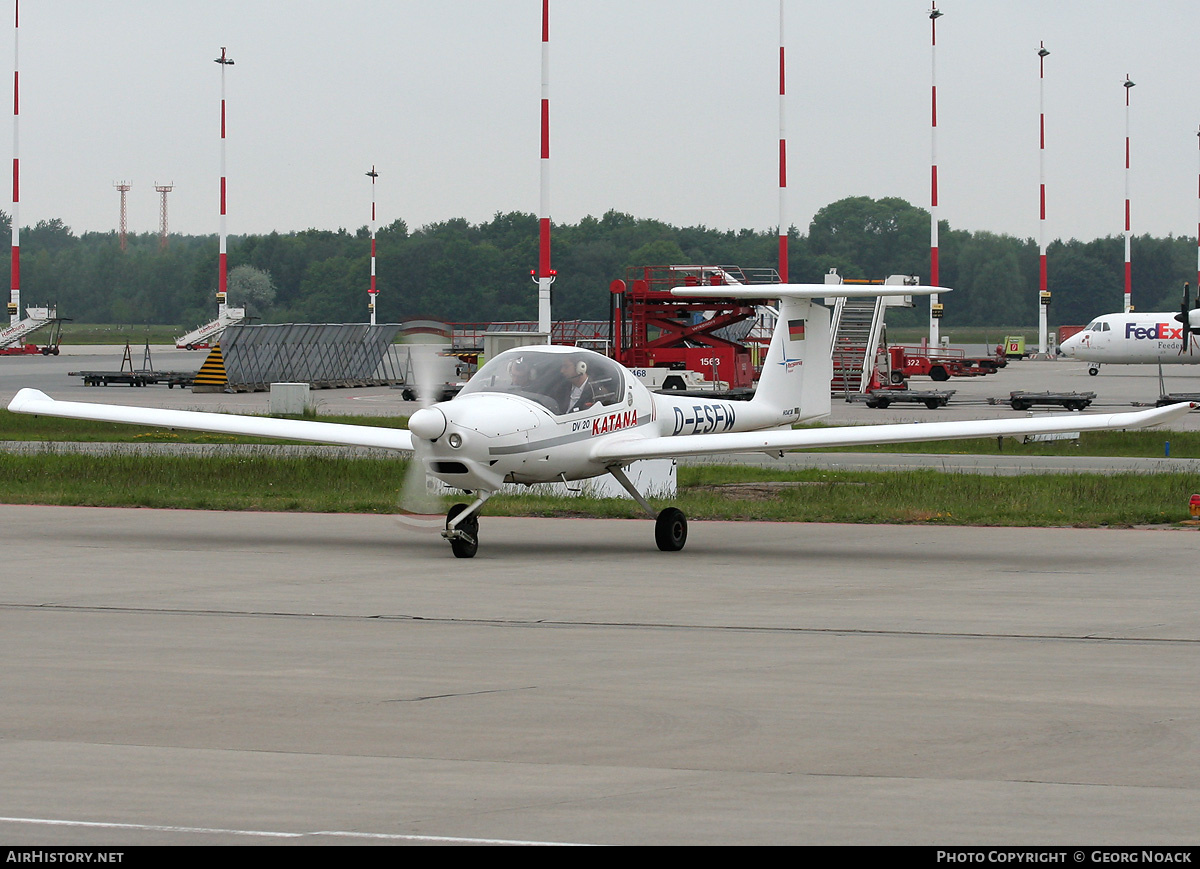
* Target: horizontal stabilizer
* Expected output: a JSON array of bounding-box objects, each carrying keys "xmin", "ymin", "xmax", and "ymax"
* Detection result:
[
  {"xmin": 672, "ymin": 283, "xmax": 946, "ymax": 300},
  {"xmin": 7, "ymin": 388, "xmax": 415, "ymax": 452}
]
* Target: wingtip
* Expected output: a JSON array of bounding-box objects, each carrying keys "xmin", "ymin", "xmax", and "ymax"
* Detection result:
[{"xmin": 7, "ymin": 387, "xmax": 51, "ymax": 413}]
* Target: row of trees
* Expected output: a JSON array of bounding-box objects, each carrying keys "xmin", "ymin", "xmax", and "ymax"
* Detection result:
[{"xmin": 1, "ymin": 198, "xmax": 1195, "ymax": 330}]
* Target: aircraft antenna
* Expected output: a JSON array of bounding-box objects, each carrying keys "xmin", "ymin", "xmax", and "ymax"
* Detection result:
[
  {"xmin": 155, "ymin": 183, "xmax": 173, "ymax": 250},
  {"xmin": 114, "ymin": 182, "xmax": 131, "ymax": 252},
  {"xmin": 367, "ymin": 166, "xmax": 378, "ymax": 325},
  {"xmin": 777, "ymin": 0, "xmax": 787, "ymax": 283},
  {"xmin": 1123, "ymin": 75, "xmax": 1135, "ymax": 313},
  {"xmin": 1037, "ymin": 43, "xmax": 1050, "ymax": 355},
  {"xmin": 534, "ymin": 0, "xmax": 553, "ymax": 335},
  {"xmin": 9, "ymin": 0, "xmax": 19, "ymax": 326},
  {"xmin": 215, "ymin": 46, "xmax": 234, "ymax": 320},
  {"xmin": 927, "ymin": 3, "xmax": 943, "ymax": 347}
]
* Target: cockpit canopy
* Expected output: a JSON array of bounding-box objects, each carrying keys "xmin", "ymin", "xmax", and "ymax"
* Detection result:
[{"xmin": 459, "ymin": 346, "xmax": 626, "ymax": 416}]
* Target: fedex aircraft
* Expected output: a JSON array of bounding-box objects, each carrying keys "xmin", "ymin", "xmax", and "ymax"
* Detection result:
[{"xmin": 1059, "ymin": 311, "xmax": 1200, "ymax": 374}]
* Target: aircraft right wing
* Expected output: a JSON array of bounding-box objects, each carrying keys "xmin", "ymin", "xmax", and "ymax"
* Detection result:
[
  {"xmin": 7, "ymin": 388, "xmax": 415, "ymax": 452},
  {"xmin": 592, "ymin": 402, "xmax": 1195, "ymax": 463}
]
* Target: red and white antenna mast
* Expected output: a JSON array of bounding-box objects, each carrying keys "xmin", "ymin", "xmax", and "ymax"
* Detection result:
[
  {"xmin": 928, "ymin": 3, "xmax": 943, "ymax": 346},
  {"xmin": 777, "ymin": 0, "xmax": 788, "ymax": 283},
  {"xmin": 1196, "ymin": 126, "xmax": 1199, "ymax": 292},
  {"xmin": 155, "ymin": 182, "xmax": 173, "ymax": 250},
  {"xmin": 9, "ymin": 0, "xmax": 19, "ymax": 326},
  {"xmin": 215, "ymin": 46, "xmax": 234, "ymax": 319},
  {"xmin": 114, "ymin": 181, "xmax": 131, "ymax": 252},
  {"xmin": 1037, "ymin": 43, "xmax": 1050, "ymax": 355},
  {"xmin": 367, "ymin": 166, "xmax": 378, "ymax": 326},
  {"xmin": 1123, "ymin": 74, "xmax": 1134, "ymax": 313},
  {"xmin": 532, "ymin": 0, "xmax": 554, "ymax": 335}
]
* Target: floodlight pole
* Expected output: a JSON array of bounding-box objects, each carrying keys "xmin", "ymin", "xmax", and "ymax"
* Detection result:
[
  {"xmin": 9, "ymin": 0, "xmax": 19, "ymax": 326},
  {"xmin": 928, "ymin": 3, "xmax": 943, "ymax": 347},
  {"xmin": 778, "ymin": 0, "xmax": 788, "ymax": 283},
  {"xmin": 216, "ymin": 47, "xmax": 234, "ymax": 321},
  {"xmin": 1037, "ymin": 43, "xmax": 1050, "ymax": 355},
  {"xmin": 367, "ymin": 166, "xmax": 378, "ymax": 326},
  {"xmin": 1123, "ymin": 75, "xmax": 1134, "ymax": 313},
  {"xmin": 534, "ymin": 0, "xmax": 553, "ymax": 335}
]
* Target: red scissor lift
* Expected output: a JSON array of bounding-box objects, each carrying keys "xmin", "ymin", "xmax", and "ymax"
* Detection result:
[{"xmin": 609, "ymin": 265, "xmax": 776, "ymax": 391}]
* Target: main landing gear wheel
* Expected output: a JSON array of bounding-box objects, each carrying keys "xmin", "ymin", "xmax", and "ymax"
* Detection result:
[
  {"xmin": 446, "ymin": 503, "xmax": 479, "ymax": 559},
  {"xmin": 655, "ymin": 507, "xmax": 688, "ymax": 552}
]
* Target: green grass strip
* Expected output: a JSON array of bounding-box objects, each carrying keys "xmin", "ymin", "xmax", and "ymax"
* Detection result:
[{"xmin": 1, "ymin": 451, "xmax": 1197, "ymax": 527}]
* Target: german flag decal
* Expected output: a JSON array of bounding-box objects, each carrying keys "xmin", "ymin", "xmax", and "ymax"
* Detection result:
[{"xmin": 788, "ymin": 319, "xmax": 806, "ymax": 341}]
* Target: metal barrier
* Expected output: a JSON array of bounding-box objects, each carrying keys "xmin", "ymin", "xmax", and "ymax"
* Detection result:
[{"xmin": 217, "ymin": 323, "xmax": 405, "ymax": 391}]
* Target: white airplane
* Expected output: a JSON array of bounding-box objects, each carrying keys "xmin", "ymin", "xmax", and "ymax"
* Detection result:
[
  {"xmin": 8, "ymin": 284, "xmax": 1194, "ymax": 557},
  {"xmin": 1059, "ymin": 284, "xmax": 1200, "ymax": 374}
]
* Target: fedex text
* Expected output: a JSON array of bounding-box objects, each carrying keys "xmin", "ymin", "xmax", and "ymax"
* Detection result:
[{"xmin": 1126, "ymin": 323, "xmax": 1183, "ymax": 341}]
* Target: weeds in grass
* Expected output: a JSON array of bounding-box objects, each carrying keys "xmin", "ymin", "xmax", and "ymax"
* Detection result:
[{"xmin": 1, "ymin": 451, "xmax": 1196, "ymax": 527}]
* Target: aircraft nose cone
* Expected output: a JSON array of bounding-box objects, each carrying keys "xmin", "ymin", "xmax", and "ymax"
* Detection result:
[{"xmin": 407, "ymin": 407, "xmax": 447, "ymax": 441}]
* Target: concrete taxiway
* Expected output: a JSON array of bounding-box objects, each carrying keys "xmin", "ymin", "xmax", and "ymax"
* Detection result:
[{"xmin": 1, "ymin": 505, "xmax": 1198, "ymax": 845}]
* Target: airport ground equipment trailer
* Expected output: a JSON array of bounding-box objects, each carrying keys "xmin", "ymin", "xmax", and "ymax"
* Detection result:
[
  {"xmin": 996, "ymin": 390, "xmax": 1095, "ymax": 411},
  {"xmin": 1157, "ymin": 392, "xmax": 1200, "ymax": 408},
  {"xmin": 71, "ymin": 370, "xmax": 196, "ymax": 388},
  {"xmin": 848, "ymin": 388, "xmax": 956, "ymax": 410}
]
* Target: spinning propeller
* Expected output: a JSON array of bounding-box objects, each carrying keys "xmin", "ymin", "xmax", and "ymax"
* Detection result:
[{"xmin": 395, "ymin": 344, "xmax": 448, "ymax": 529}]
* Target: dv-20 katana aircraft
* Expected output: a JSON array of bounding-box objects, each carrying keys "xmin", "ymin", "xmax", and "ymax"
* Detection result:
[{"xmin": 8, "ymin": 283, "xmax": 1194, "ymax": 557}]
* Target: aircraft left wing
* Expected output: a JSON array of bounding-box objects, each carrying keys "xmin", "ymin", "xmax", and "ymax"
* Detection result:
[
  {"xmin": 6, "ymin": 388, "xmax": 415, "ymax": 452},
  {"xmin": 592, "ymin": 403, "xmax": 1195, "ymax": 463}
]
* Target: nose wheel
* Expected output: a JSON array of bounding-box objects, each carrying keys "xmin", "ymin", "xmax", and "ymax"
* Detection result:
[{"xmin": 444, "ymin": 502, "xmax": 480, "ymax": 558}]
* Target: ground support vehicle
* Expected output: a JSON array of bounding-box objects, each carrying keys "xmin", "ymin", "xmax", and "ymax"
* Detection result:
[
  {"xmin": 996, "ymin": 390, "xmax": 1095, "ymax": 411},
  {"xmin": 610, "ymin": 265, "xmax": 773, "ymax": 396},
  {"xmin": 888, "ymin": 345, "xmax": 1004, "ymax": 382},
  {"xmin": 71, "ymin": 370, "xmax": 196, "ymax": 388},
  {"xmin": 849, "ymin": 388, "xmax": 956, "ymax": 410}
]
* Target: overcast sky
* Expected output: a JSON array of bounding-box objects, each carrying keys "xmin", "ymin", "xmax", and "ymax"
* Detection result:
[{"xmin": 7, "ymin": 1, "xmax": 1200, "ymax": 246}]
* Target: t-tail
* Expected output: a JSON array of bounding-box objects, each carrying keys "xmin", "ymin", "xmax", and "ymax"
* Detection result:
[
  {"xmin": 752, "ymin": 296, "xmax": 833, "ymax": 424},
  {"xmin": 671, "ymin": 281, "xmax": 941, "ymax": 427}
]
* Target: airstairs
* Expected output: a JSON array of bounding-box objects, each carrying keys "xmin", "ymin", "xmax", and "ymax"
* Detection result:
[
  {"xmin": 829, "ymin": 295, "xmax": 886, "ymax": 395},
  {"xmin": 175, "ymin": 306, "xmax": 247, "ymax": 350},
  {"xmin": 1, "ymin": 305, "xmax": 60, "ymax": 350}
]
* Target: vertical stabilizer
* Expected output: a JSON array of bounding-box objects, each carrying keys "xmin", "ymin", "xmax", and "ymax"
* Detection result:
[{"xmin": 753, "ymin": 297, "xmax": 832, "ymax": 422}]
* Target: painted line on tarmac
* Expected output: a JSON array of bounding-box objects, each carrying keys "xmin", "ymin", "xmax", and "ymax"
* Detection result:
[{"xmin": 0, "ymin": 815, "xmax": 592, "ymax": 846}]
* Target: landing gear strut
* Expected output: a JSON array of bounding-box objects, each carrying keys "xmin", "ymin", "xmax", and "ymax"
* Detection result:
[
  {"xmin": 609, "ymin": 465, "xmax": 689, "ymax": 553},
  {"xmin": 442, "ymin": 492, "xmax": 490, "ymax": 558}
]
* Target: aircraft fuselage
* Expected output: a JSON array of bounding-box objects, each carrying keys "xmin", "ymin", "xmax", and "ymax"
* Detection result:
[{"xmin": 1059, "ymin": 312, "xmax": 1200, "ymax": 364}]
